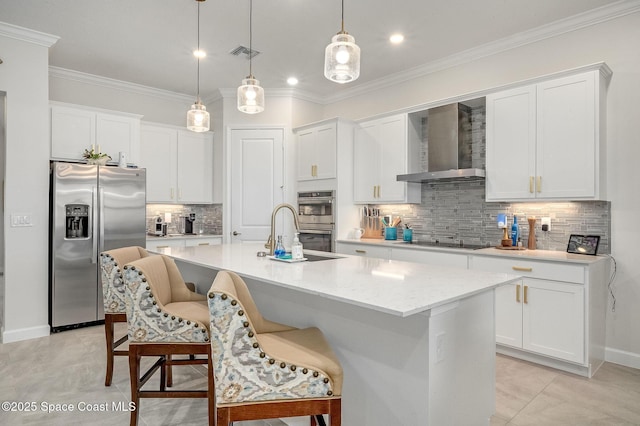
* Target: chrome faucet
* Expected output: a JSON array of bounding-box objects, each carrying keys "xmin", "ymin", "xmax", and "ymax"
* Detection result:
[{"xmin": 265, "ymin": 203, "xmax": 300, "ymax": 255}]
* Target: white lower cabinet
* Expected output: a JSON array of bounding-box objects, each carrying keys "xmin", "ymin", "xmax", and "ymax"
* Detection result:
[
  {"xmin": 391, "ymin": 248, "xmax": 468, "ymax": 268},
  {"xmin": 146, "ymin": 236, "xmax": 222, "ymax": 251},
  {"xmin": 470, "ymin": 254, "xmax": 607, "ymax": 377},
  {"xmin": 495, "ymin": 278, "xmax": 584, "ymax": 363},
  {"xmin": 335, "ymin": 242, "xmax": 390, "ymax": 259}
]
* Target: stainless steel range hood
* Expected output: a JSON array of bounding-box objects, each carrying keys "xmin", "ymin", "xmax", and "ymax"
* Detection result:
[{"xmin": 397, "ymin": 103, "xmax": 485, "ymax": 183}]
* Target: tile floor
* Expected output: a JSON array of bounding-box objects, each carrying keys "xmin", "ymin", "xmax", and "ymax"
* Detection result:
[{"xmin": 1, "ymin": 323, "xmax": 640, "ymax": 425}]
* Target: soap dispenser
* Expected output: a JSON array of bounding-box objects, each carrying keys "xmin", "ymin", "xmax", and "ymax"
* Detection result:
[{"xmin": 292, "ymin": 232, "xmax": 304, "ymax": 260}]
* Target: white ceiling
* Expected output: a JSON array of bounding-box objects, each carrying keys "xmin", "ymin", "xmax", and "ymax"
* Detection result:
[{"xmin": 0, "ymin": 0, "xmax": 630, "ymax": 102}]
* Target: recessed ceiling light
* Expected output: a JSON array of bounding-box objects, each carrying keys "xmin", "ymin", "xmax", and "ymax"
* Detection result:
[
  {"xmin": 193, "ymin": 49, "xmax": 206, "ymax": 58},
  {"xmin": 287, "ymin": 77, "xmax": 299, "ymax": 86},
  {"xmin": 390, "ymin": 34, "xmax": 404, "ymax": 44}
]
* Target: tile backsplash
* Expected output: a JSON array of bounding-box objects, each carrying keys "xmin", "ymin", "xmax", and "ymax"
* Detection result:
[
  {"xmin": 146, "ymin": 204, "xmax": 222, "ymax": 236},
  {"xmin": 373, "ymin": 181, "xmax": 611, "ymax": 254}
]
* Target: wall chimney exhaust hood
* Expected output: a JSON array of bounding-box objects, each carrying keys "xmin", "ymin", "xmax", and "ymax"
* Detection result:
[{"xmin": 397, "ymin": 102, "xmax": 485, "ymax": 183}]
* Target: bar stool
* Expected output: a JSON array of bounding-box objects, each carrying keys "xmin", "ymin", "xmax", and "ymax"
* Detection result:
[
  {"xmin": 123, "ymin": 255, "xmax": 214, "ymax": 426},
  {"xmin": 207, "ymin": 270, "xmax": 343, "ymax": 426},
  {"xmin": 100, "ymin": 246, "xmax": 149, "ymax": 386}
]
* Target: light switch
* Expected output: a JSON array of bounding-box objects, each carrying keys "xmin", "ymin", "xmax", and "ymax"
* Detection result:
[{"xmin": 10, "ymin": 214, "xmax": 33, "ymax": 227}]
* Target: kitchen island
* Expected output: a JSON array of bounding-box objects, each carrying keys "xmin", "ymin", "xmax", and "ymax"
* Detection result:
[{"xmin": 155, "ymin": 243, "xmax": 520, "ymax": 426}]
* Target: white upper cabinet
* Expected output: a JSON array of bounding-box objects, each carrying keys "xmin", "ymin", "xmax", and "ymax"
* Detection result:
[
  {"xmin": 354, "ymin": 113, "xmax": 420, "ymax": 204},
  {"xmin": 139, "ymin": 123, "xmax": 213, "ymax": 204},
  {"xmin": 296, "ymin": 120, "xmax": 337, "ymax": 181},
  {"xmin": 486, "ymin": 65, "xmax": 610, "ymax": 201},
  {"xmin": 50, "ymin": 102, "xmax": 141, "ymax": 165}
]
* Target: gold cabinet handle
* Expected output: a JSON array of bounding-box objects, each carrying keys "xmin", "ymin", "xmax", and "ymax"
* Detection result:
[
  {"xmin": 512, "ymin": 266, "xmax": 533, "ymax": 272},
  {"xmin": 516, "ymin": 284, "xmax": 521, "ymax": 303},
  {"xmin": 524, "ymin": 285, "xmax": 529, "ymax": 304},
  {"xmin": 157, "ymin": 245, "xmax": 169, "ymax": 249},
  {"xmin": 170, "ymin": 188, "xmax": 175, "ymax": 200},
  {"xmin": 536, "ymin": 176, "xmax": 542, "ymax": 193},
  {"xmin": 198, "ymin": 243, "xmax": 210, "ymax": 246},
  {"xmin": 529, "ymin": 176, "xmax": 534, "ymax": 193},
  {"xmin": 373, "ymin": 186, "xmax": 377, "ymax": 198},
  {"xmin": 355, "ymin": 249, "xmax": 366, "ymax": 254},
  {"xmin": 376, "ymin": 185, "xmax": 381, "ymax": 198}
]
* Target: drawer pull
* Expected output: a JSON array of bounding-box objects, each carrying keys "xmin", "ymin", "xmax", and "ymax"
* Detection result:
[
  {"xmin": 198, "ymin": 243, "xmax": 210, "ymax": 246},
  {"xmin": 516, "ymin": 284, "xmax": 521, "ymax": 303},
  {"xmin": 529, "ymin": 176, "xmax": 534, "ymax": 193},
  {"xmin": 524, "ymin": 285, "xmax": 529, "ymax": 304},
  {"xmin": 512, "ymin": 266, "xmax": 533, "ymax": 272},
  {"xmin": 355, "ymin": 249, "xmax": 367, "ymax": 254},
  {"xmin": 157, "ymin": 245, "xmax": 169, "ymax": 249},
  {"xmin": 537, "ymin": 176, "xmax": 542, "ymax": 193}
]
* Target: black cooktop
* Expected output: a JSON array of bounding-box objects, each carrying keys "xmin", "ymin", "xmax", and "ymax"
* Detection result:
[{"xmin": 399, "ymin": 240, "xmax": 486, "ymax": 250}]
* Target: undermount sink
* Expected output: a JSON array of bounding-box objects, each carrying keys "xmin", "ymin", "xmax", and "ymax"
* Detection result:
[{"xmin": 304, "ymin": 253, "xmax": 344, "ymax": 262}]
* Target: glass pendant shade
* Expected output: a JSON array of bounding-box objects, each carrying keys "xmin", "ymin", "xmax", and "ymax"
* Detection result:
[
  {"xmin": 324, "ymin": 32, "xmax": 360, "ymax": 83},
  {"xmin": 187, "ymin": 101, "xmax": 210, "ymax": 132},
  {"xmin": 237, "ymin": 77, "xmax": 265, "ymax": 114}
]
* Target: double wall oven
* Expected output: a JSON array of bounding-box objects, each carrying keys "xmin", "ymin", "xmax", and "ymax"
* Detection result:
[{"xmin": 297, "ymin": 191, "xmax": 334, "ymax": 252}]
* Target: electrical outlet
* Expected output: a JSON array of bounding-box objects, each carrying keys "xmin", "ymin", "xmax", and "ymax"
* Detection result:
[{"xmin": 541, "ymin": 217, "xmax": 551, "ymax": 231}]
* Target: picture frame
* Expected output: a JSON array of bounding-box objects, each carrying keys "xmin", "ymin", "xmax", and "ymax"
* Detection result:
[{"xmin": 567, "ymin": 234, "xmax": 600, "ymax": 255}]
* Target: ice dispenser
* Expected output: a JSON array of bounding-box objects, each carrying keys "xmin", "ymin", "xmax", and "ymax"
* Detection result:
[{"xmin": 65, "ymin": 204, "xmax": 89, "ymax": 238}]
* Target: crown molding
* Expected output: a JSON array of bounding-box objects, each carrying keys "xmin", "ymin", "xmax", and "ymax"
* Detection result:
[
  {"xmin": 43, "ymin": 0, "xmax": 639, "ymax": 107},
  {"xmin": 0, "ymin": 21, "xmax": 59, "ymax": 47},
  {"xmin": 322, "ymin": 0, "xmax": 640, "ymax": 104},
  {"xmin": 49, "ymin": 66, "xmax": 194, "ymax": 103}
]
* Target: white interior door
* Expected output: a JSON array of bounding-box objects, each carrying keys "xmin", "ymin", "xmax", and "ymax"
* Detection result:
[{"xmin": 230, "ymin": 128, "xmax": 284, "ymax": 243}]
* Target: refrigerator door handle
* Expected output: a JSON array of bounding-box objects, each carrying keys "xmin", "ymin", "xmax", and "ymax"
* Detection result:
[
  {"xmin": 99, "ymin": 187, "xmax": 105, "ymax": 255},
  {"xmin": 91, "ymin": 186, "xmax": 98, "ymax": 264}
]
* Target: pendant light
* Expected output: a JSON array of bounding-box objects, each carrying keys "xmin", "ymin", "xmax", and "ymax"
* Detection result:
[
  {"xmin": 324, "ymin": 0, "xmax": 360, "ymax": 84},
  {"xmin": 187, "ymin": 0, "xmax": 210, "ymax": 132},
  {"xmin": 237, "ymin": 0, "xmax": 265, "ymax": 114}
]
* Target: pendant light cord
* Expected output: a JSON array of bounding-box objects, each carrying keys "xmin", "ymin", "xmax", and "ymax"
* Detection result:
[
  {"xmin": 249, "ymin": 0, "xmax": 253, "ymax": 78},
  {"xmin": 341, "ymin": 0, "xmax": 345, "ymax": 33},
  {"xmin": 196, "ymin": 1, "xmax": 201, "ymax": 101}
]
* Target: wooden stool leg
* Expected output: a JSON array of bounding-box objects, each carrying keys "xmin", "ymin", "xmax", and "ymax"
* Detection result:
[
  {"xmin": 217, "ymin": 407, "xmax": 230, "ymax": 426},
  {"xmin": 330, "ymin": 399, "xmax": 341, "ymax": 426},
  {"xmin": 104, "ymin": 314, "xmax": 115, "ymax": 386},
  {"xmin": 207, "ymin": 348, "xmax": 216, "ymax": 426},
  {"xmin": 166, "ymin": 354, "xmax": 173, "ymax": 387},
  {"xmin": 128, "ymin": 346, "xmax": 141, "ymax": 426}
]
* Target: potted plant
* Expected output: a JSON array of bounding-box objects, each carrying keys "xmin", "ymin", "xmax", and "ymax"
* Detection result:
[{"xmin": 83, "ymin": 148, "xmax": 111, "ymax": 166}]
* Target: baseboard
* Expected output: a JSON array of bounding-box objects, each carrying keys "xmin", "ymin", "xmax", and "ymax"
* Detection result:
[
  {"xmin": 2, "ymin": 324, "xmax": 50, "ymax": 343},
  {"xmin": 605, "ymin": 347, "xmax": 640, "ymax": 370}
]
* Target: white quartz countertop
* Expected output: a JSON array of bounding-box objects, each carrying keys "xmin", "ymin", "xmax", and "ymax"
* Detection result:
[
  {"xmin": 155, "ymin": 243, "xmax": 519, "ymax": 318},
  {"xmin": 338, "ymin": 238, "xmax": 608, "ymax": 265}
]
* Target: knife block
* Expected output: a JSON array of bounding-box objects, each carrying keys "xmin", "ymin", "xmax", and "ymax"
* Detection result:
[{"xmin": 362, "ymin": 216, "xmax": 383, "ymax": 239}]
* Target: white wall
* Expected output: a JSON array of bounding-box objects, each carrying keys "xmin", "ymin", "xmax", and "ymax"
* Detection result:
[
  {"xmin": 0, "ymin": 30, "xmax": 56, "ymax": 342},
  {"xmin": 323, "ymin": 12, "xmax": 640, "ymax": 368}
]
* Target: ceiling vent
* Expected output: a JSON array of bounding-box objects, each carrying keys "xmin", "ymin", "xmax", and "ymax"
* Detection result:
[{"xmin": 229, "ymin": 45, "xmax": 260, "ymax": 60}]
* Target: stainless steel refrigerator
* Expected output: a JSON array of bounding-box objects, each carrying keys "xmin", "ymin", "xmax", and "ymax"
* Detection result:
[{"xmin": 49, "ymin": 162, "xmax": 146, "ymax": 332}]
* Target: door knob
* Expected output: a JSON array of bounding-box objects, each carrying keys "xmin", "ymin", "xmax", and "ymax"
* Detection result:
[{"xmin": 232, "ymin": 231, "xmax": 241, "ymax": 236}]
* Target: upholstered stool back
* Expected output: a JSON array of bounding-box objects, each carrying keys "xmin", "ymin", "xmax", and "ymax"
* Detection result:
[
  {"xmin": 100, "ymin": 246, "xmax": 149, "ymax": 313},
  {"xmin": 123, "ymin": 255, "xmax": 209, "ymax": 343},
  {"xmin": 207, "ymin": 270, "xmax": 343, "ymax": 405}
]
